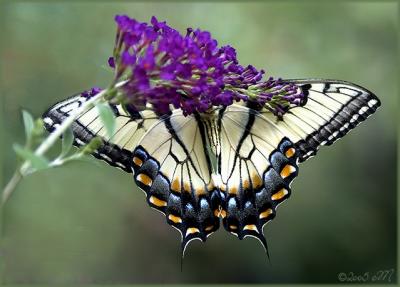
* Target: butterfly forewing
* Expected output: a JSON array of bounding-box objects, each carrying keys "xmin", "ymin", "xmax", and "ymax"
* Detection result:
[
  {"xmin": 279, "ymin": 80, "xmax": 381, "ymax": 161},
  {"xmin": 43, "ymin": 94, "xmax": 160, "ymax": 172}
]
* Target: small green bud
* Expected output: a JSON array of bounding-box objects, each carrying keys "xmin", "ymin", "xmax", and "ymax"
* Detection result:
[
  {"xmin": 32, "ymin": 118, "xmax": 45, "ymax": 137},
  {"xmin": 81, "ymin": 137, "xmax": 103, "ymax": 155},
  {"xmin": 104, "ymin": 88, "xmax": 117, "ymax": 101}
]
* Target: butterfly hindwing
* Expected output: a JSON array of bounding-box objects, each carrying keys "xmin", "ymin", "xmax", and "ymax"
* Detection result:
[
  {"xmin": 131, "ymin": 110, "xmax": 220, "ymax": 252},
  {"xmin": 217, "ymin": 104, "xmax": 300, "ymax": 251}
]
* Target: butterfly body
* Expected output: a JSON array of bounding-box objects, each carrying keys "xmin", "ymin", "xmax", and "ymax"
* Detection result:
[{"xmin": 43, "ymin": 79, "xmax": 380, "ymax": 254}]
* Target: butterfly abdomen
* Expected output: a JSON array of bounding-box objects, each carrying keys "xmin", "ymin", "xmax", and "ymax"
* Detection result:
[{"xmin": 198, "ymin": 112, "xmax": 221, "ymax": 159}]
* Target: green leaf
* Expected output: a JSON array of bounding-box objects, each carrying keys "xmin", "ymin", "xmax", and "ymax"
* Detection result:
[
  {"xmin": 22, "ymin": 110, "xmax": 34, "ymax": 141},
  {"xmin": 81, "ymin": 137, "xmax": 103, "ymax": 155},
  {"xmin": 61, "ymin": 127, "xmax": 74, "ymax": 157},
  {"xmin": 96, "ymin": 102, "xmax": 115, "ymax": 138},
  {"xmin": 13, "ymin": 144, "xmax": 50, "ymax": 171}
]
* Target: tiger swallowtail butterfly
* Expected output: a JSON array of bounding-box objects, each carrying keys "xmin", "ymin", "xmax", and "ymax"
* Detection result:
[{"xmin": 43, "ymin": 79, "xmax": 380, "ymax": 256}]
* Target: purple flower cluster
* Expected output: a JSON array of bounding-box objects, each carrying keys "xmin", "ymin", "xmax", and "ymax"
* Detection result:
[
  {"xmin": 109, "ymin": 15, "xmax": 304, "ymax": 116},
  {"xmin": 248, "ymin": 77, "xmax": 305, "ymax": 118}
]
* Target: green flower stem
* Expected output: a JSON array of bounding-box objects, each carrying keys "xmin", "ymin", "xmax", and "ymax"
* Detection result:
[
  {"xmin": 226, "ymin": 85, "xmax": 260, "ymax": 99},
  {"xmin": 1, "ymin": 169, "xmax": 23, "ymax": 207},
  {"xmin": 1, "ymin": 81, "xmax": 125, "ymax": 206},
  {"xmin": 1, "ymin": 87, "xmax": 106, "ymax": 205}
]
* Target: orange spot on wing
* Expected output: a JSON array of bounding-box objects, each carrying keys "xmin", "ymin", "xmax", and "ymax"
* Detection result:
[
  {"xmin": 171, "ymin": 178, "xmax": 181, "ymax": 192},
  {"xmin": 205, "ymin": 225, "xmax": 214, "ymax": 232},
  {"xmin": 186, "ymin": 227, "xmax": 200, "ymax": 236},
  {"xmin": 149, "ymin": 195, "xmax": 167, "ymax": 207},
  {"xmin": 195, "ymin": 187, "xmax": 206, "ymax": 196},
  {"xmin": 280, "ymin": 164, "xmax": 295, "ymax": 179},
  {"xmin": 207, "ymin": 182, "xmax": 215, "ymax": 191},
  {"xmin": 132, "ymin": 157, "xmax": 143, "ymax": 167},
  {"xmin": 259, "ymin": 208, "xmax": 273, "ymax": 219},
  {"xmin": 183, "ymin": 182, "xmax": 191, "ymax": 192},
  {"xmin": 136, "ymin": 173, "xmax": 152, "ymax": 186},
  {"xmin": 229, "ymin": 225, "xmax": 238, "ymax": 230},
  {"xmin": 228, "ymin": 186, "xmax": 238, "ymax": 195},
  {"xmin": 243, "ymin": 224, "xmax": 258, "ymax": 232},
  {"xmin": 271, "ymin": 188, "xmax": 288, "ymax": 201},
  {"xmin": 214, "ymin": 207, "xmax": 226, "ymax": 218},
  {"xmin": 252, "ymin": 174, "xmax": 263, "ymax": 189},
  {"xmin": 285, "ymin": 147, "xmax": 296, "ymax": 158},
  {"xmin": 168, "ymin": 214, "xmax": 182, "ymax": 224}
]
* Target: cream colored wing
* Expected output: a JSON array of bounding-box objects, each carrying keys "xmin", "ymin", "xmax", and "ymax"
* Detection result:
[
  {"xmin": 216, "ymin": 79, "xmax": 379, "ymax": 252},
  {"xmin": 43, "ymin": 94, "xmax": 159, "ymax": 172},
  {"xmin": 130, "ymin": 109, "xmax": 219, "ymax": 253}
]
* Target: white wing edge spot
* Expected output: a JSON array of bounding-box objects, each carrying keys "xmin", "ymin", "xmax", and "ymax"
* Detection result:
[
  {"xmin": 350, "ymin": 114, "xmax": 359, "ymax": 123},
  {"xmin": 368, "ymin": 99, "xmax": 378, "ymax": 108},
  {"xmin": 98, "ymin": 153, "xmax": 112, "ymax": 162},
  {"xmin": 75, "ymin": 138, "xmax": 85, "ymax": 146},
  {"xmin": 358, "ymin": 106, "xmax": 369, "ymax": 115},
  {"xmin": 115, "ymin": 162, "xmax": 126, "ymax": 169},
  {"xmin": 43, "ymin": 117, "xmax": 53, "ymax": 125}
]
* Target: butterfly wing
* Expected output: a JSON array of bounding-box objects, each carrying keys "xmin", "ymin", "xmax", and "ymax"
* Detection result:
[
  {"xmin": 273, "ymin": 79, "xmax": 381, "ymax": 162},
  {"xmin": 130, "ymin": 110, "xmax": 220, "ymax": 252},
  {"xmin": 43, "ymin": 94, "xmax": 220, "ymax": 252},
  {"xmin": 42, "ymin": 94, "xmax": 160, "ymax": 172},
  {"xmin": 43, "ymin": 79, "xmax": 380, "ymax": 253},
  {"xmin": 216, "ymin": 79, "xmax": 380, "ymax": 250},
  {"xmin": 217, "ymin": 104, "xmax": 300, "ymax": 252}
]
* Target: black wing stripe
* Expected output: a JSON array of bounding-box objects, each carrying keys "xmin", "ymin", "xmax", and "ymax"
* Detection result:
[
  {"xmin": 307, "ymin": 96, "xmax": 354, "ymax": 129},
  {"xmin": 256, "ymin": 109, "xmax": 308, "ymax": 140},
  {"xmin": 189, "ymin": 125, "xmax": 208, "ymax": 183},
  {"xmin": 163, "ymin": 117, "xmax": 204, "ymax": 181},
  {"xmin": 120, "ymin": 122, "xmax": 141, "ymax": 149},
  {"xmin": 219, "ymin": 116, "xmax": 275, "ymax": 183},
  {"xmin": 194, "ymin": 114, "xmax": 214, "ymax": 177},
  {"xmin": 286, "ymin": 111, "xmax": 327, "ymax": 147},
  {"xmin": 222, "ymin": 113, "xmax": 278, "ymax": 150},
  {"xmin": 108, "ymin": 118, "xmax": 133, "ymax": 141}
]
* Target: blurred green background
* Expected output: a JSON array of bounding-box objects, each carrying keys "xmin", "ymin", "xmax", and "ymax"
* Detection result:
[{"xmin": 0, "ymin": 1, "xmax": 397, "ymax": 284}]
